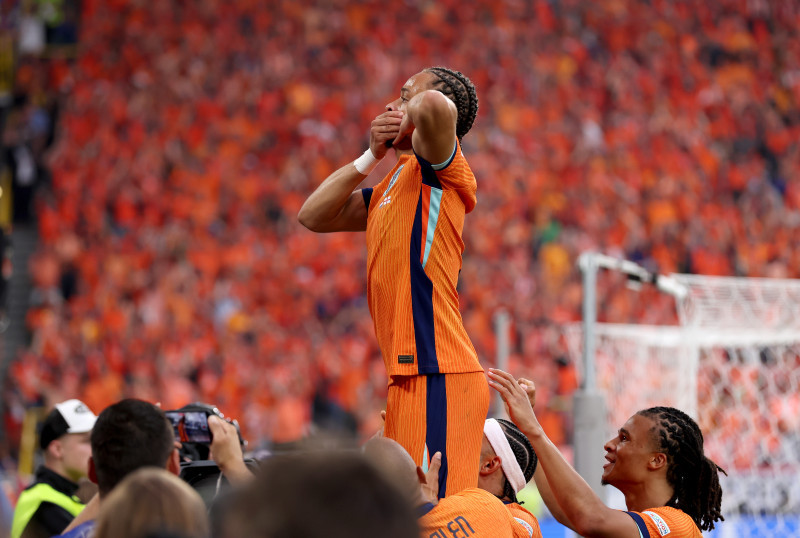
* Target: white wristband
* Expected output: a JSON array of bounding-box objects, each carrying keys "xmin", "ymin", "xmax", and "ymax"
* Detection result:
[{"xmin": 354, "ymin": 148, "xmax": 381, "ymax": 175}]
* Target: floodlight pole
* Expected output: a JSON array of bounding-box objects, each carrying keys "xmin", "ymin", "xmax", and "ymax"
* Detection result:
[
  {"xmin": 575, "ymin": 253, "xmax": 608, "ymax": 502},
  {"xmin": 493, "ymin": 309, "xmax": 510, "ymax": 418}
]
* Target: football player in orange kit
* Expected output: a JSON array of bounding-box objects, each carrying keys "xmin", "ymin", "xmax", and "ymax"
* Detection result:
[
  {"xmin": 299, "ymin": 67, "xmax": 487, "ymax": 498},
  {"xmin": 488, "ymin": 369, "xmax": 726, "ymax": 537},
  {"xmin": 479, "ymin": 418, "xmax": 542, "ymax": 538},
  {"xmin": 364, "ymin": 436, "xmax": 523, "ymax": 538}
]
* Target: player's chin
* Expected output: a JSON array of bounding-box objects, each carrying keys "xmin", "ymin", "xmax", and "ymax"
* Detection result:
[{"xmin": 600, "ymin": 466, "xmax": 613, "ymax": 485}]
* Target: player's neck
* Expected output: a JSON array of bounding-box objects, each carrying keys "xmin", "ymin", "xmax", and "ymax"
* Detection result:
[{"xmin": 622, "ymin": 481, "xmax": 674, "ymax": 513}]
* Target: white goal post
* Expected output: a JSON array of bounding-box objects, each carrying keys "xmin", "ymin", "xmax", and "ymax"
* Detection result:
[{"xmin": 567, "ymin": 254, "xmax": 800, "ymax": 537}]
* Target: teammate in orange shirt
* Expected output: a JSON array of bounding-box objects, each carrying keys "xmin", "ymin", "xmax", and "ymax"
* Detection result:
[
  {"xmin": 488, "ymin": 369, "xmax": 725, "ymax": 537},
  {"xmin": 420, "ymin": 487, "xmax": 519, "ymax": 538},
  {"xmin": 364, "ymin": 436, "xmax": 523, "ymax": 538},
  {"xmin": 479, "ymin": 418, "xmax": 542, "ymax": 538},
  {"xmin": 299, "ymin": 67, "xmax": 488, "ymax": 497}
]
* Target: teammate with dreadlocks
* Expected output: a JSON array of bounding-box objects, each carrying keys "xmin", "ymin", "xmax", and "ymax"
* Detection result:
[
  {"xmin": 299, "ymin": 67, "xmax": 486, "ymax": 497},
  {"xmin": 479, "ymin": 418, "xmax": 543, "ymax": 538},
  {"xmin": 487, "ymin": 369, "xmax": 725, "ymax": 537}
]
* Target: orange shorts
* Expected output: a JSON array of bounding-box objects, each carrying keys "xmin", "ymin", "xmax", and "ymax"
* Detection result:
[{"xmin": 384, "ymin": 371, "xmax": 490, "ymax": 498}]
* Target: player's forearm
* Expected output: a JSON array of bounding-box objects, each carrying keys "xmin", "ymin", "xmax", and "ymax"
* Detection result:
[
  {"xmin": 532, "ymin": 464, "xmax": 575, "ymax": 531},
  {"xmin": 405, "ymin": 90, "xmax": 458, "ymax": 165},
  {"xmin": 520, "ymin": 424, "xmax": 612, "ymax": 536},
  {"xmin": 297, "ymin": 163, "xmax": 366, "ymax": 232}
]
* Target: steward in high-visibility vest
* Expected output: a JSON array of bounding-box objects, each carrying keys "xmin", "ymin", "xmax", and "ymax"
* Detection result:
[
  {"xmin": 11, "ymin": 466, "xmax": 85, "ymax": 538},
  {"xmin": 11, "ymin": 400, "xmax": 97, "ymax": 538}
]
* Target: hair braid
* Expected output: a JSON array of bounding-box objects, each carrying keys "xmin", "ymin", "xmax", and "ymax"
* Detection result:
[
  {"xmin": 424, "ymin": 66, "xmax": 479, "ymax": 140},
  {"xmin": 637, "ymin": 407, "xmax": 726, "ymax": 531},
  {"xmin": 496, "ymin": 419, "xmax": 538, "ymax": 504}
]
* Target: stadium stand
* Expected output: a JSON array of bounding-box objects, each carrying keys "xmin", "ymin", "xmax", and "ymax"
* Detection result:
[{"xmin": 1, "ymin": 0, "xmax": 799, "ymax": 505}]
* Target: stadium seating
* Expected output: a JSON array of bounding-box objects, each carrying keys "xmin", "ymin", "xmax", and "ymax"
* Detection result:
[{"xmin": 5, "ymin": 0, "xmax": 800, "ymax": 456}]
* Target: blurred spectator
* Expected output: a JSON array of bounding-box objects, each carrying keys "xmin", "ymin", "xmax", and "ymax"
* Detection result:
[
  {"xmin": 58, "ymin": 399, "xmax": 182, "ymax": 537},
  {"xmin": 1, "ymin": 482, "xmax": 14, "ymax": 538},
  {"xmin": 10, "ymin": 399, "xmax": 96, "ymax": 538},
  {"xmin": 0, "ymin": 226, "xmax": 10, "ymax": 323},
  {"xmin": 94, "ymin": 468, "xmax": 208, "ymax": 538},
  {"xmin": 214, "ymin": 449, "xmax": 419, "ymax": 538},
  {"xmin": 60, "ymin": 399, "xmax": 249, "ymax": 538}
]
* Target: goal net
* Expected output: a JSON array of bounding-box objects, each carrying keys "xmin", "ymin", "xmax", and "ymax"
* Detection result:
[{"xmin": 565, "ymin": 274, "xmax": 800, "ymax": 536}]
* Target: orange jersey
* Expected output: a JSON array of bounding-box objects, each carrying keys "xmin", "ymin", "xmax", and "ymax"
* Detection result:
[
  {"xmin": 420, "ymin": 488, "xmax": 518, "ymax": 537},
  {"xmin": 364, "ymin": 142, "xmax": 481, "ymax": 376},
  {"xmin": 505, "ymin": 502, "xmax": 543, "ymax": 538},
  {"xmin": 626, "ymin": 506, "xmax": 702, "ymax": 537}
]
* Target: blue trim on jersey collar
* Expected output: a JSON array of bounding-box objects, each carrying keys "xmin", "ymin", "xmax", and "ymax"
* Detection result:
[
  {"xmin": 417, "ymin": 502, "xmax": 436, "ymax": 518},
  {"xmin": 626, "ymin": 511, "xmax": 650, "ymax": 538}
]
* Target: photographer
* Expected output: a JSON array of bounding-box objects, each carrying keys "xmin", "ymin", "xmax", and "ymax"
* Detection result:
[{"xmin": 59, "ymin": 400, "xmax": 251, "ymax": 537}]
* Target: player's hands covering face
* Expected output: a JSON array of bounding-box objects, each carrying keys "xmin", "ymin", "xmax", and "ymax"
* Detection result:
[{"xmin": 370, "ymin": 111, "xmax": 404, "ymax": 159}]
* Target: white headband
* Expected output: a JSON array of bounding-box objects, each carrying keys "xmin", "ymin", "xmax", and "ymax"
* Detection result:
[{"xmin": 484, "ymin": 419, "xmax": 527, "ymax": 494}]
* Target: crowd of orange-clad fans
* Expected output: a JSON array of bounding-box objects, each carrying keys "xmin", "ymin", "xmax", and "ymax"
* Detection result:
[{"xmin": 3, "ymin": 0, "xmax": 800, "ymax": 464}]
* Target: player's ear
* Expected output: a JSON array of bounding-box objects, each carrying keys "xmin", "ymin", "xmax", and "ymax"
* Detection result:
[
  {"xmin": 648, "ymin": 452, "xmax": 667, "ymax": 471},
  {"xmin": 167, "ymin": 446, "xmax": 181, "ymax": 476},
  {"xmin": 88, "ymin": 457, "xmax": 98, "ymax": 484},
  {"xmin": 479, "ymin": 455, "xmax": 502, "ymax": 476}
]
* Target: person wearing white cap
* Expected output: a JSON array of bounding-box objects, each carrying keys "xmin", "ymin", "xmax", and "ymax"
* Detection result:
[
  {"xmin": 11, "ymin": 399, "xmax": 97, "ymax": 538},
  {"xmin": 479, "ymin": 418, "xmax": 543, "ymax": 538}
]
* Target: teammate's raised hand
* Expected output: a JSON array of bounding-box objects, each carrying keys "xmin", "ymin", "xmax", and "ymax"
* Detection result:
[
  {"xmin": 369, "ymin": 111, "xmax": 404, "ymax": 159},
  {"xmin": 487, "ymin": 369, "xmax": 540, "ymax": 434}
]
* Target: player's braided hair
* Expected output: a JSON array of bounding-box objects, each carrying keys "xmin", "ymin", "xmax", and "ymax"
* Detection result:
[
  {"xmin": 637, "ymin": 407, "xmax": 726, "ymax": 531},
  {"xmin": 424, "ymin": 67, "xmax": 479, "ymax": 141},
  {"xmin": 496, "ymin": 418, "xmax": 538, "ymax": 504}
]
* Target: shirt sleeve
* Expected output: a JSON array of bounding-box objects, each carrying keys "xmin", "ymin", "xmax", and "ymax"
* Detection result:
[
  {"xmin": 627, "ymin": 507, "xmax": 699, "ymax": 537},
  {"xmin": 361, "ymin": 188, "xmax": 373, "ymax": 214},
  {"xmin": 414, "ymin": 142, "xmax": 477, "ymax": 213},
  {"xmin": 625, "ymin": 511, "xmax": 650, "ymax": 537}
]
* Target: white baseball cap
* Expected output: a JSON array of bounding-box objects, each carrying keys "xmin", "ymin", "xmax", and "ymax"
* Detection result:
[{"xmin": 40, "ymin": 399, "xmax": 97, "ymax": 450}]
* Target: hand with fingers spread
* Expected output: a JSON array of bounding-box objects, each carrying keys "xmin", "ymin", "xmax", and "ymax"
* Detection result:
[
  {"xmin": 369, "ymin": 111, "xmax": 404, "ymax": 159},
  {"xmin": 487, "ymin": 369, "xmax": 541, "ymax": 436}
]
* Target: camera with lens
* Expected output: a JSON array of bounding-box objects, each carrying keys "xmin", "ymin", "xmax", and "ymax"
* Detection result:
[
  {"xmin": 165, "ymin": 403, "xmax": 253, "ymax": 505},
  {"xmin": 164, "ymin": 402, "xmax": 245, "ymax": 462}
]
